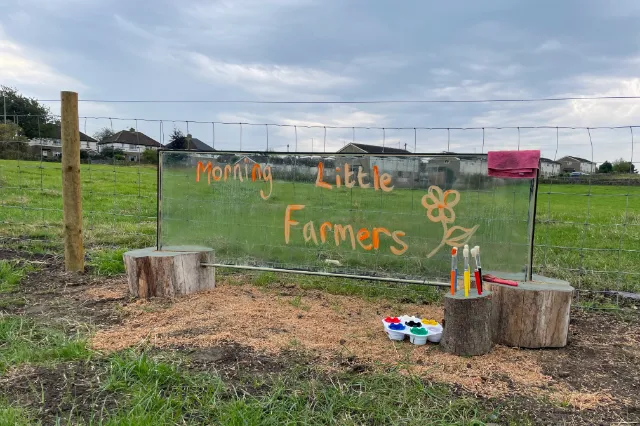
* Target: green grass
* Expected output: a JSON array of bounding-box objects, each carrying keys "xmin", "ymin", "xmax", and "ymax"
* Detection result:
[
  {"xmin": 1, "ymin": 158, "xmax": 639, "ymax": 292},
  {"xmin": 0, "ymin": 159, "xmax": 157, "ymax": 250},
  {"xmin": 161, "ymin": 164, "xmax": 533, "ymax": 283},
  {"xmin": 0, "ymin": 402, "xmax": 33, "ymax": 426},
  {"xmin": 93, "ymin": 351, "xmax": 492, "ymax": 425},
  {"xmin": 0, "ymin": 260, "xmax": 35, "ymax": 293},
  {"xmin": 0, "ymin": 316, "xmax": 91, "ymax": 372},
  {"xmin": 247, "ymin": 271, "xmax": 443, "ymax": 304},
  {"xmin": 88, "ymin": 249, "xmax": 127, "ymax": 276}
]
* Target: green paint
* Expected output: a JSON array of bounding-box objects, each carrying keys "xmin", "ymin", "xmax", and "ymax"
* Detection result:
[{"xmin": 410, "ymin": 327, "xmax": 427, "ymax": 336}]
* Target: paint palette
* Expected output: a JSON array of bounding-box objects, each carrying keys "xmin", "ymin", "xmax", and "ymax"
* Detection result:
[{"xmin": 382, "ymin": 315, "xmax": 443, "ymax": 345}]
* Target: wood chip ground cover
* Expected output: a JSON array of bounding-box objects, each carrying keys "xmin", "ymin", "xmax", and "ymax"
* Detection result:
[{"xmin": 2, "ymin": 249, "xmax": 640, "ymax": 424}]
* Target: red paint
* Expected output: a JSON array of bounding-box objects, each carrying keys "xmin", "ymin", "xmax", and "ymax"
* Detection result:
[
  {"xmin": 384, "ymin": 316, "xmax": 400, "ymax": 323},
  {"xmin": 474, "ymin": 270, "xmax": 482, "ymax": 295}
]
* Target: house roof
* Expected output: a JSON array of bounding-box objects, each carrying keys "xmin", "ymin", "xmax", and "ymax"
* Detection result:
[
  {"xmin": 165, "ymin": 136, "xmax": 215, "ymax": 151},
  {"xmin": 234, "ymin": 155, "xmax": 268, "ymax": 165},
  {"xmin": 558, "ymin": 155, "xmax": 595, "ymax": 164},
  {"xmin": 540, "ymin": 157, "xmax": 561, "ymax": 164},
  {"xmin": 33, "ymin": 126, "xmax": 97, "ymax": 142},
  {"xmin": 98, "ymin": 130, "xmax": 162, "ymax": 147},
  {"xmin": 337, "ymin": 142, "xmax": 411, "ymax": 154}
]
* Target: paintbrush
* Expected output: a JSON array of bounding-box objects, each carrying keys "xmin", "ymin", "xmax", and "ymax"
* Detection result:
[
  {"xmin": 474, "ymin": 245, "xmax": 483, "ymax": 293},
  {"xmin": 450, "ymin": 247, "xmax": 457, "ymax": 295},
  {"xmin": 471, "ymin": 246, "xmax": 482, "ymax": 295},
  {"xmin": 463, "ymin": 245, "xmax": 470, "ymax": 297}
]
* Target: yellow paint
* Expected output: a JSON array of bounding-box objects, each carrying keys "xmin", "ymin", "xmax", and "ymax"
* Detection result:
[{"xmin": 464, "ymin": 269, "xmax": 470, "ymax": 297}]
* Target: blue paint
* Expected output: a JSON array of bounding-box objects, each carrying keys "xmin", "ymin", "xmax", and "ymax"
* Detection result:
[{"xmin": 389, "ymin": 323, "xmax": 406, "ymax": 331}]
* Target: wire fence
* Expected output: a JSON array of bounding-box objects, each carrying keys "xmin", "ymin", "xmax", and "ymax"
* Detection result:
[{"xmin": 0, "ymin": 107, "xmax": 638, "ymax": 305}]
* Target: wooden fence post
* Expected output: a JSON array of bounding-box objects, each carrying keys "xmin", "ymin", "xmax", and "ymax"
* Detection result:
[{"xmin": 61, "ymin": 91, "xmax": 84, "ymax": 271}]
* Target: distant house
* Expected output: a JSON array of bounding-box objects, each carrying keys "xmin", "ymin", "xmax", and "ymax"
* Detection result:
[
  {"xmin": 98, "ymin": 128, "xmax": 162, "ymax": 161},
  {"xmin": 28, "ymin": 127, "xmax": 98, "ymax": 159},
  {"xmin": 336, "ymin": 143, "xmax": 411, "ymax": 155},
  {"xmin": 540, "ymin": 157, "xmax": 561, "ymax": 177},
  {"xmin": 557, "ymin": 156, "xmax": 596, "ymax": 174},
  {"xmin": 234, "ymin": 155, "xmax": 270, "ymax": 166},
  {"xmin": 165, "ymin": 134, "xmax": 215, "ymax": 151},
  {"xmin": 421, "ymin": 154, "xmax": 487, "ymax": 189},
  {"xmin": 335, "ymin": 143, "xmax": 416, "ymax": 188}
]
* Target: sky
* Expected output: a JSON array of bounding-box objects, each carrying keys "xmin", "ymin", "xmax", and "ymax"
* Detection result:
[{"xmin": 1, "ymin": 0, "xmax": 639, "ymax": 163}]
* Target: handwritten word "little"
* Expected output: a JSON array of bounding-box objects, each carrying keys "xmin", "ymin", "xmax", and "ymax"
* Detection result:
[
  {"xmin": 315, "ymin": 162, "xmax": 394, "ymax": 192},
  {"xmin": 196, "ymin": 159, "xmax": 273, "ymax": 200}
]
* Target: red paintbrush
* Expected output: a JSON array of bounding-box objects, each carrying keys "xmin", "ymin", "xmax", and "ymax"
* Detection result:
[
  {"xmin": 471, "ymin": 246, "xmax": 482, "ymax": 295},
  {"xmin": 482, "ymin": 274, "xmax": 519, "ymax": 287}
]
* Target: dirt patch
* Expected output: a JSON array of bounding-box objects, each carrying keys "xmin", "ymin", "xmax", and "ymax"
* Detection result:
[
  {"xmin": 90, "ymin": 279, "xmax": 637, "ymax": 416},
  {"xmin": 0, "ymin": 249, "xmax": 127, "ymax": 329},
  {"xmin": 0, "ymin": 361, "xmax": 118, "ymax": 424},
  {"xmin": 3, "ymin": 248, "xmax": 640, "ymax": 424},
  {"xmin": 539, "ymin": 310, "xmax": 640, "ymax": 411}
]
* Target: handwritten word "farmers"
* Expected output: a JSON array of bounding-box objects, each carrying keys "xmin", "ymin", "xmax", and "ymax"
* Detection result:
[
  {"xmin": 196, "ymin": 159, "xmax": 273, "ymax": 200},
  {"xmin": 284, "ymin": 205, "xmax": 408, "ymax": 256}
]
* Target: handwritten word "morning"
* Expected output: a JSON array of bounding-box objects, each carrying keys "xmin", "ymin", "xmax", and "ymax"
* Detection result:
[
  {"xmin": 284, "ymin": 205, "xmax": 408, "ymax": 256},
  {"xmin": 196, "ymin": 159, "xmax": 273, "ymax": 200},
  {"xmin": 316, "ymin": 162, "xmax": 394, "ymax": 192}
]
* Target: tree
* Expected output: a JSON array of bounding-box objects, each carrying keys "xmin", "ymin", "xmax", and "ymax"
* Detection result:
[
  {"xmin": 142, "ymin": 149, "xmax": 158, "ymax": 164},
  {"xmin": 93, "ymin": 127, "xmax": 116, "ymax": 142},
  {"xmin": 101, "ymin": 147, "xmax": 125, "ymax": 160},
  {"xmin": 0, "ymin": 122, "xmax": 27, "ymax": 142},
  {"xmin": 598, "ymin": 161, "xmax": 613, "ymax": 173},
  {"xmin": 1, "ymin": 86, "xmax": 58, "ymax": 139},
  {"xmin": 0, "ymin": 123, "xmax": 30, "ymax": 159},
  {"xmin": 612, "ymin": 158, "xmax": 637, "ymax": 174},
  {"xmin": 169, "ymin": 128, "xmax": 184, "ymax": 144}
]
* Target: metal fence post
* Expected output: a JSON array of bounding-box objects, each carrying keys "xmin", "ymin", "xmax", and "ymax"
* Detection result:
[{"xmin": 61, "ymin": 91, "xmax": 84, "ymax": 271}]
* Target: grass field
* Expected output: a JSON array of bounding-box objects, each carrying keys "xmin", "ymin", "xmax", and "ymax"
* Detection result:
[
  {"xmin": 161, "ymin": 161, "xmax": 533, "ymax": 282},
  {"xmin": 1, "ymin": 158, "xmax": 639, "ymax": 291}
]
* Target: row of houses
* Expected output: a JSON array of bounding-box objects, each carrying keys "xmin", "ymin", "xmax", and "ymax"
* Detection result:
[
  {"xmin": 26, "ymin": 128, "xmax": 164, "ymax": 161},
  {"xmin": 335, "ymin": 143, "xmax": 596, "ymax": 177},
  {"xmin": 25, "ymin": 128, "xmax": 596, "ymax": 176}
]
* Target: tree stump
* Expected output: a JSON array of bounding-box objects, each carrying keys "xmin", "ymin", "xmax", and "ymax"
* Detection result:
[
  {"xmin": 441, "ymin": 288, "xmax": 493, "ymax": 356},
  {"xmin": 489, "ymin": 274, "xmax": 573, "ymax": 348},
  {"xmin": 123, "ymin": 247, "xmax": 215, "ymax": 299}
]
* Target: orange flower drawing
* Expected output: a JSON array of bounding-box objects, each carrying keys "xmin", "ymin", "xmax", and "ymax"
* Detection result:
[{"xmin": 421, "ymin": 186, "xmax": 479, "ymax": 258}]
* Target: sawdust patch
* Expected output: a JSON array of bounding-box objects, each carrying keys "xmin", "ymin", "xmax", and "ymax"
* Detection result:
[
  {"xmin": 82, "ymin": 285, "xmax": 128, "ymax": 301},
  {"xmin": 91, "ymin": 282, "xmax": 566, "ymax": 401}
]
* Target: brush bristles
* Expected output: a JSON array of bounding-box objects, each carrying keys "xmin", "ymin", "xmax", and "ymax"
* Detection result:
[
  {"xmin": 463, "ymin": 248, "xmax": 469, "ymax": 257},
  {"xmin": 470, "ymin": 247, "xmax": 477, "ymax": 257}
]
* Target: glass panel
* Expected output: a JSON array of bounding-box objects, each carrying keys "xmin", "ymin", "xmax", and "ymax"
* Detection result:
[{"xmin": 160, "ymin": 151, "xmax": 535, "ymax": 282}]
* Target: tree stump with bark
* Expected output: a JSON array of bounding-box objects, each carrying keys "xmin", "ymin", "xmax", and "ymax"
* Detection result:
[
  {"xmin": 123, "ymin": 247, "xmax": 215, "ymax": 299},
  {"xmin": 489, "ymin": 275, "xmax": 573, "ymax": 348},
  {"xmin": 441, "ymin": 288, "xmax": 493, "ymax": 356}
]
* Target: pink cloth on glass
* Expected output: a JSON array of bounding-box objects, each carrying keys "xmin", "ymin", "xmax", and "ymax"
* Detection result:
[{"xmin": 487, "ymin": 150, "xmax": 540, "ymax": 179}]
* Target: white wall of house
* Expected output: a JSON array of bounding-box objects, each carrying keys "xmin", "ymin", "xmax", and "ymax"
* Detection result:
[
  {"xmin": 29, "ymin": 138, "xmax": 98, "ymax": 152},
  {"xmin": 370, "ymin": 157, "xmax": 419, "ymax": 174},
  {"xmin": 580, "ymin": 162, "xmax": 596, "ymax": 174},
  {"xmin": 99, "ymin": 142, "xmax": 158, "ymax": 153},
  {"xmin": 540, "ymin": 162, "xmax": 560, "ymax": 177},
  {"xmin": 459, "ymin": 158, "xmax": 486, "ymax": 175}
]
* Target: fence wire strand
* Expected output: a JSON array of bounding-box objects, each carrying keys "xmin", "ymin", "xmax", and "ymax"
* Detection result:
[{"xmin": 0, "ymin": 111, "xmax": 639, "ymax": 307}]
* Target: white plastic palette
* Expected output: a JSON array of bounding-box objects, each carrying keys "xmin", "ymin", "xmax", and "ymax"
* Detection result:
[{"xmin": 381, "ymin": 315, "xmax": 443, "ymax": 345}]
